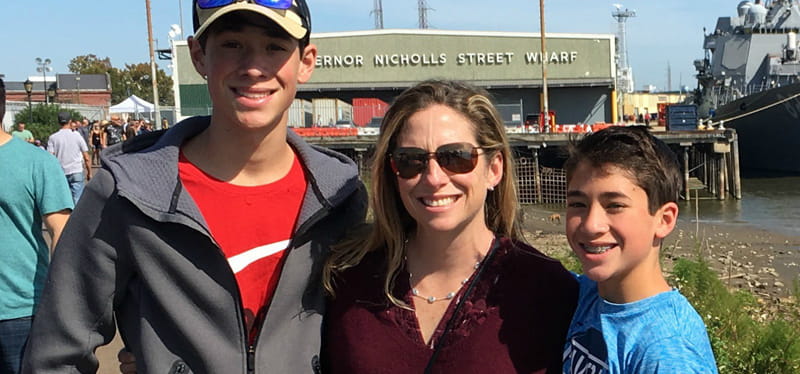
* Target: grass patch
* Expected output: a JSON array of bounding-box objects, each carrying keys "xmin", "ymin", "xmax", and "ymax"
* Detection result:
[{"xmin": 670, "ymin": 258, "xmax": 800, "ymax": 373}]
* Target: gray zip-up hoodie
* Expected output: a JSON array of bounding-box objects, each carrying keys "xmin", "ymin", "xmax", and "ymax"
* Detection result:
[{"xmin": 22, "ymin": 116, "xmax": 367, "ymax": 373}]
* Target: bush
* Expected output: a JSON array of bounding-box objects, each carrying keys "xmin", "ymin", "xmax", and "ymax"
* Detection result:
[
  {"xmin": 13, "ymin": 104, "xmax": 82, "ymax": 144},
  {"xmin": 670, "ymin": 258, "xmax": 800, "ymax": 373}
]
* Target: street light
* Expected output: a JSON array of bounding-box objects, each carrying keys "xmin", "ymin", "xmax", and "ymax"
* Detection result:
[
  {"xmin": 23, "ymin": 79, "xmax": 33, "ymax": 123},
  {"xmin": 75, "ymin": 75, "xmax": 81, "ymax": 104},
  {"xmin": 35, "ymin": 57, "xmax": 53, "ymax": 104}
]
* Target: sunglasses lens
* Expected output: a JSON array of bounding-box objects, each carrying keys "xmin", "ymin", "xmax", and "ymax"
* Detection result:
[
  {"xmin": 254, "ymin": 0, "xmax": 294, "ymax": 9},
  {"xmin": 197, "ymin": 0, "xmax": 293, "ymax": 10},
  {"xmin": 435, "ymin": 143, "xmax": 477, "ymax": 174},
  {"xmin": 197, "ymin": 0, "xmax": 233, "ymax": 9},
  {"xmin": 390, "ymin": 143, "xmax": 479, "ymax": 179},
  {"xmin": 391, "ymin": 148, "xmax": 427, "ymax": 179}
]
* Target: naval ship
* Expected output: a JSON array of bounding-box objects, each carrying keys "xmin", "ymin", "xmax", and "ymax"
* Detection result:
[{"xmin": 693, "ymin": 0, "xmax": 800, "ymax": 174}]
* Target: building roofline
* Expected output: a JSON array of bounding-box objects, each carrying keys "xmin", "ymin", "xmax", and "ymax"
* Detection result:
[
  {"xmin": 170, "ymin": 29, "xmax": 615, "ymax": 45},
  {"xmin": 310, "ymin": 28, "xmax": 614, "ymax": 40}
]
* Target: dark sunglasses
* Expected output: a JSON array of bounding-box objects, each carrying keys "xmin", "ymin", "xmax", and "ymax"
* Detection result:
[
  {"xmin": 389, "ymin": 142, "xmax": 486, "ymax": 179},
  {"xmin": 197, "ymin": 0, "xmax": 293, "ymax": 10}
]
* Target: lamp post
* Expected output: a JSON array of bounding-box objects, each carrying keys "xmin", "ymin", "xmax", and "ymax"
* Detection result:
[
  {"xmin": 35, "ymin": 57, "xmax": 53, "ymax": 104},
  {"xmin": 23, "ymin": 79, "xmax": 33, "ymax": 123},
  {"xmin": 75, "ymin": 75, "xmax": 81, "ymax": 104}
]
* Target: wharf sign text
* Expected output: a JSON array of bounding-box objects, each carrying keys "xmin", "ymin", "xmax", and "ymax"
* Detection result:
[{"xmin": 315, "ymin": 50, "xmax": 580, "ymax": 69}]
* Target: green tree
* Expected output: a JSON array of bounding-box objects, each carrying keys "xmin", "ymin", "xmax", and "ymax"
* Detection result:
[
  {"xmin": 120, "ymin": 63, "xmax": 174, "ymax": 106},
  {"xmin": 68, "ymin": 54, "xmax": 113, "ymax": 75},
  {"xmin": 14, "ymin": 104, "xmax": 82, "ymax": 144},
  {"xmin": 68, "ymin": 54, "xmax": 174, "ymax": 106}
]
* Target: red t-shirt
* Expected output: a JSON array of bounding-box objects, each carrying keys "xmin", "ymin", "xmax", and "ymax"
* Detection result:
[{"xmin": 179, "ymin": 151, "xmax": 307, "ymax": 341}]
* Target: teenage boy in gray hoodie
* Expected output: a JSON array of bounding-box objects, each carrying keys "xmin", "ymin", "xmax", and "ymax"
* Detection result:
[{"xmin": 22, "ymin": 1, "xmax": 366, "ymax": 373}]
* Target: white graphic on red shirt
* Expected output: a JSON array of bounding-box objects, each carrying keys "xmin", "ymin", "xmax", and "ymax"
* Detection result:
[{"xmin": 227, "ymin": 239, "xmax": 290, "ymax": 274}]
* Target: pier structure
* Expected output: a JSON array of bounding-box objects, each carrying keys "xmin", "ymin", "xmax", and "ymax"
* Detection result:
[{"xmin": 299, "ymin": 128, "xmax": 742, "ymax": 205}]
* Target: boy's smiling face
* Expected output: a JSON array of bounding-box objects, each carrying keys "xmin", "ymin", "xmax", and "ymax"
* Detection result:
[
  {"xmin": 189, "ymin": 16, "xmax": 316, "ymax": 133},
  {"xmin": 565, "ymin": 161, "xmax": 677, "ymax": 301}
]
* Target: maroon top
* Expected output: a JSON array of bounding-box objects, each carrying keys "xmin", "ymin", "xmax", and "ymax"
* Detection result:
[{"xmin": 323, "ymin": 237, "xmax": 579, "ymax": 373}]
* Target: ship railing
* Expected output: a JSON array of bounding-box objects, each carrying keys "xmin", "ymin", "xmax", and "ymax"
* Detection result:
[{"xmin": 706, "ymin": 80, "xmax": 793, "ymax": 108}]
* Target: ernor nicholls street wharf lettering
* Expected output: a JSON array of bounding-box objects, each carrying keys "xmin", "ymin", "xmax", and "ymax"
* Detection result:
[{"xmin": 315, "ymin": 50, "xmax": 579, "ymax": 68}]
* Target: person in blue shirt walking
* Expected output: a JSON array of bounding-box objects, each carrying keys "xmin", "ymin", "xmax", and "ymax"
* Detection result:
[
  {"xmin": 561, "ymin": 126, "xmax": 718, "ymax": 373},
  {"xmin": 0, "ymin": 79, "xmax": 73, "ymax": 374}
]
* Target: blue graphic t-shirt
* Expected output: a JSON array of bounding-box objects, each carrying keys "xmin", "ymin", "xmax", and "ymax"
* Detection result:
[{"xmin": 562, "ymin": 275, "xmax": 719, "ymax": 373}]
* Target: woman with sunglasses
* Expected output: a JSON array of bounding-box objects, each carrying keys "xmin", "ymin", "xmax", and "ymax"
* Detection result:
[{"xmin": 322, "ymin": 80, "xmax": 578, "ymax": 373}]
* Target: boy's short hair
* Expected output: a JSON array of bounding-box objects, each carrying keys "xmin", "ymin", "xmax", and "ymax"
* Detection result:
[
  {"xmin": 0, "ymin": 78, "xmax": 5, "ymax": 120},
  {"xmin": 192, "ymin": 0, "xmax": 311, "ymax": 52},
  {"xmin": 564, "ymin": 126, "xmax": 682, "ymax": 214}
]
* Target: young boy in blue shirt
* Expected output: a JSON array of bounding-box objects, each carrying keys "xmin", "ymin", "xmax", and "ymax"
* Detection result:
[{"xmin": 561, "ymin": 126, "xmax": 718, "ymax": 373}]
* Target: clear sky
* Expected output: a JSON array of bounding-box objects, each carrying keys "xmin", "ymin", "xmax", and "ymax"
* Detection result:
[{"xmin": 1, "ymin": 0, "xmax": 742, "ymax": 92}]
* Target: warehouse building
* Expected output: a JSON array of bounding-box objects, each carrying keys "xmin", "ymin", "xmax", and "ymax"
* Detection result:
[{"xmin": 170, "ymin": 29, "xmax": 617, "ymax": 128}]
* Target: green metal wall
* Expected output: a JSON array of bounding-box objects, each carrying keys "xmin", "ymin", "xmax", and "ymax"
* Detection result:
[
  {"xmin": 309, "ymin": 31, "xmax": 613, "ymax": 87},
  {"xmin": 173, "ymin": 30, "xmax": 614, "ymax": 117}
]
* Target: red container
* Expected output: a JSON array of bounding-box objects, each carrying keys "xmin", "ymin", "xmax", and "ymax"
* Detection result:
[{"xmin": 353, "ymin": 98, "xmax": 389, "ymax": 127}]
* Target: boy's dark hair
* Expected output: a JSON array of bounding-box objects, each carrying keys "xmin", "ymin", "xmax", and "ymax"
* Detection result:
[
  {"xmin": 564, "ymin": 126, "xmax": 682, "ymax": 214},
  {"xmin": 0, "ymin": 78, "xmax": 5, "ymax": 120}
]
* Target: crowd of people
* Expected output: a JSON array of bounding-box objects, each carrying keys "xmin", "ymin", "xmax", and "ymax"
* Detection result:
[
  {"xmin": 9, "ymin": 116, "xmax": 157, "ymax": 161},
  {"xmin": 1, "ymin": 0, "xmax": 720, "ymax": 373}
]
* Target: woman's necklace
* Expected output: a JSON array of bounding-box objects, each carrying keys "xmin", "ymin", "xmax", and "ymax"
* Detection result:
[{"xmin": 408, "ymin": 261, "xmax": 481, "ymax": 304}]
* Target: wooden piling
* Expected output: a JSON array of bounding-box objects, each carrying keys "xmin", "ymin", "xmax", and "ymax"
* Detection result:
[
  {"xmin": 683, "ymin": 147, "xmax": 690, "ymax": 200},
  {"xmin": 729, "ymin": 131, "xmax": 742, "ymax": 200},
  {"xmin": 533, "ymin": 149, "xmax": 543, "ymax": 204},
  {"xmin": 718, "ymin": 153, "xmax": 726, "ymax": 200}
]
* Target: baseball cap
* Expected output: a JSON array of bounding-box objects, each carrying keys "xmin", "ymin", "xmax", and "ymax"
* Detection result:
[
  {"xmin": 192, "ymin": 0, "xmax": 311, "ymax": 41},
  {"xmin": 58, "ymin": 112, "xmax": 71, "ymax": 124}
]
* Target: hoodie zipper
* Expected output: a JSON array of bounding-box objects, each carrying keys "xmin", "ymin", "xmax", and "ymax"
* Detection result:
[
  {"xmin": 244, "ymin": 203, "xmax": 334, "ymax": 373},
  {"xmin": 247, "ymin": 344, "xmax": 256, "ymax": 374}
]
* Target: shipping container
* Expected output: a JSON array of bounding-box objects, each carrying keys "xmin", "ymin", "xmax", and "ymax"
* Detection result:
[
  {"xmin": 666, "ymin": 104, "xmax": 698, "ymax": 131},
  {"xmin": 312, "ymin": 98, "xmax": 353, "ymax": 127},
  {"xmin": 353, "ymin": 98, "xmax": 390, "ymax": 127},
  {"xmin": 288, "ymin": 99, "xmax": 313, "ymax": 128}
]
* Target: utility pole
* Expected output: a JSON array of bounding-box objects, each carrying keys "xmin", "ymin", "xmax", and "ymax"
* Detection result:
[
  {"xmin": 539, "ymin": 0, "xmax": 550, "ymax": 132},
  {"xmin": 145, "ymin": 0, "xmax": 162, "ymax": 129}
]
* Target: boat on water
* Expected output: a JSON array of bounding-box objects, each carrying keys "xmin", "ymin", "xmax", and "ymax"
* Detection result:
[{"xmin": 692, "ymin": 0, "xmax": 800, "ymax": 175}]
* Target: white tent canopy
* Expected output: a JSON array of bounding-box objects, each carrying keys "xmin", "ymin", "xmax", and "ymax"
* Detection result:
[{"xmin": 109, "ymin": 95, "xmax": 154, "ymax": 119}]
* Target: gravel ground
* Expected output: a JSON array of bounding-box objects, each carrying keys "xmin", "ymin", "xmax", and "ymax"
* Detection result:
[{"xmin": 520, "ymin": 205, "xmax": 800, "ymax": 319}]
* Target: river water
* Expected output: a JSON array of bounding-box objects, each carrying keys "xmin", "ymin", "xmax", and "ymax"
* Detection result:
[{"xmin": 678, "ymin": 176, "xmax": 800, "ymax": 238}]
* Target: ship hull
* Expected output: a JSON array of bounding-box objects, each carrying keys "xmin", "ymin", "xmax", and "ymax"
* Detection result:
[{"xmin": 711, "ymin": 83, "xmax": 800, "ymax": 175}]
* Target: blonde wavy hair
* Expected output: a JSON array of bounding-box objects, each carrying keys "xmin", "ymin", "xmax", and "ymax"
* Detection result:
[{"xmin": 323, "ymin": 79, "xmax": 522, "ymax": 307}]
